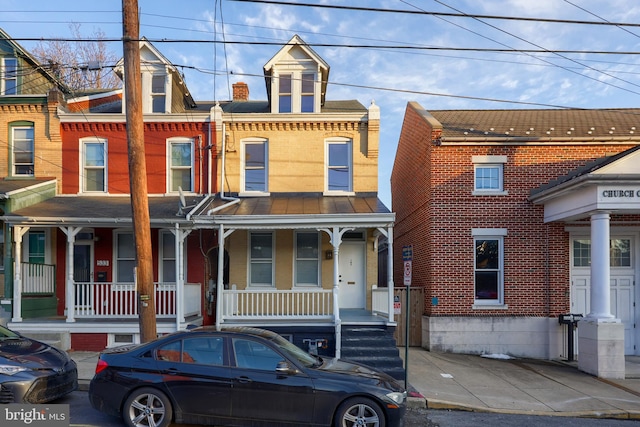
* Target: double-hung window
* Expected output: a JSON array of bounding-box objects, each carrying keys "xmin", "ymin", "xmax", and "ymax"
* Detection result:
[
  {"xmin": 2, "ymin": 57, "xmax": 17, "ymax": 95},
  {"xmin": 11, "ymin": 123, "xmax": 34, "ymax": 176},
  {"xmin": 278, "ymin": 73, "xmax": 292, "ymax": 113},
  {"xmin": 160, "ymin": 231, "xmax": 176, "ymax": 283},
  {"xmin": 473, "ymin": 229, "xmax": 506, "ymax": 306},
  {"xmin": 301, "ymin": 73, "xmax": 315, "ymax": 112},
  {"xmin": 116, "ymin": 232, "xmax": 135, "ymax": 282},
  {"xmin": 168, "ymin": 138, "xmax": 193, "ymax": 192},
  {"xmin": 242, "ymin": 139, "xmax": 268, "ymax": 193},
  {"xmin": 326, "ymin": 139, "xmax": 352, "ymax": 193},
  {"xmin": 295, "ymin": 231, "xmax": 320, "ymax": 286},
  {"xmin": 151, "ymin": 74, "xmax": 166, "ymax": 113},
  {"xmin": 249, "ymin": 232, "xmax": 274, "ymax": 287},
  {"xmin": 472, "ymin": 155, "xmax": 507, "ymax": 195},
  {"xmin": 82, "ymin": 138, "xmax": 107, "ymax": 192}
]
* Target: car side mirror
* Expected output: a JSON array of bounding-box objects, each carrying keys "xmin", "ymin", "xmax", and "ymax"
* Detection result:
[{"xmin": 276, "ymin": 360, "xmax": 297, "ymax": 375}]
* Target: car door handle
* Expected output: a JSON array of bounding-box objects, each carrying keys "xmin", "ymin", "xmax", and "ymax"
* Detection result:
[
  {"xmin": 236, "ymin": 376, "xmax": 253, "ymax": 384},
  {"xmin": 166, "ymin": 368, "xmax": 180, "ymax": 375}
]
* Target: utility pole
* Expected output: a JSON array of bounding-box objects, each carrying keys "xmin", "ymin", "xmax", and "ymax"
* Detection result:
[{"xmin": 122, "ymin": 0, "xmax": 156, "ymax": 341}]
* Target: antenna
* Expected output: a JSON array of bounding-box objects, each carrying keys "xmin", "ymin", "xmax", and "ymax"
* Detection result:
[{"xmin": 177, "ymin": 186, "xmax": 196, "ymax": 216}]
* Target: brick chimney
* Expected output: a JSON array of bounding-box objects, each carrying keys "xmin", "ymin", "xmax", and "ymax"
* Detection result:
[{"xmin": 232, "ymin": 82, "xmax": 249, "ymax": 101}]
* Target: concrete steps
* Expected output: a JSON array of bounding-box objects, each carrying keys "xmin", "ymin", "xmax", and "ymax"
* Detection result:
[{"xmin": 341, "ymin": 326, "xmax": 405, "ymax": 380}]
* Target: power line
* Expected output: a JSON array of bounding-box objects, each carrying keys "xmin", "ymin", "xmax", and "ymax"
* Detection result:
[{"xmin": 230, "ymin": 0, "xmax": 640, "ymax": 28}]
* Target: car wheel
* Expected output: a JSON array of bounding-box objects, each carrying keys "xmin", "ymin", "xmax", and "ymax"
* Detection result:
[
  {"xmin": 333, "ymin": 397, "xmax": 386, "ymax": 427},
  {"xmin": 122, "ymin": 387, "xmax": 172, "ymax": 427}
]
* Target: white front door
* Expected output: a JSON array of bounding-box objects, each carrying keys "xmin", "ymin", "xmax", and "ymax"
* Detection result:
[
  {"xmin": 570, "ymin": 235, "xmax": 637, "ymax": 354},
  {"xmin": 338, "ymin": 242, "xmax": 365, "ymax": 309}
]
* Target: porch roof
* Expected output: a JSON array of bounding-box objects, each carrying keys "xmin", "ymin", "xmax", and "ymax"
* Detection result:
[
  {"xmin": 1, "ymin": 195, "xmax": 204, "ymax": 227},
  {"xmin": 192, "ymin": 194, "xmax": 395, "ymax": 229}
]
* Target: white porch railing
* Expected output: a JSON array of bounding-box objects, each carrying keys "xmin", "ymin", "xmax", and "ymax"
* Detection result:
[
  {"xmin": 22, "ymin": 263, "xmax": 56, "ymax": 294},
  {"xmin": 73, "ymin": 282, "xmax": 201, "ymax": 318},
  {"xmin": 221, "ymin": 287, "xmax": 333, "ymax": 321},
  {"xmin": 372, "ymin": 285, "xmax": 390, "ymax": 316}
]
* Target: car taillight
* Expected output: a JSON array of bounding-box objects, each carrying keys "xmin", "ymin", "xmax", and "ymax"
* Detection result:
[{"xmin": 95, "ymin": 359, "xmax": 109, "ymax": 374}]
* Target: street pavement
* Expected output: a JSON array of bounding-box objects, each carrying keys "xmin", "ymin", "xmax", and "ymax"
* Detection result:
[{"xmin": 70, "ymin": 347, "xmax": 640, "ymax": 420}]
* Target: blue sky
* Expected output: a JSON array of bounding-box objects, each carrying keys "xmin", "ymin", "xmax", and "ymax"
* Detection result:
[{"xmin": 4, "ymin": 0, "xmax": 640, "ymax": 206}]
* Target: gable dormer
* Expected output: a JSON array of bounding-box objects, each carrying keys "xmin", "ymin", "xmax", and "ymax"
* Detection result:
[
  {"xmin": 114, "ymin": 38, "xmax": 195, "ymax": 114},
  {"xmin": 0, "ymin": 28, "xmax": 67, "ymax": 96},
  {"xmin": 263, "ymin": 35, "xmax": 329, "ymax": 114}
]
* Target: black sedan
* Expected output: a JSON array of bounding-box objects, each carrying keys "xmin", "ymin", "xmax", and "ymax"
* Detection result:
[
  {"xmin": 0, "ymin": 324, "xmax": 78, "ymax": 403},
  {"xmin": 89, "ymin": 326, "xmax": 406, "ymax": 427}
]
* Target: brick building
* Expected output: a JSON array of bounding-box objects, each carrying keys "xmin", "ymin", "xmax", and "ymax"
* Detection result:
[{"xmin": 391, "ymin": 101, "xmax": 640, "ymax": 378}]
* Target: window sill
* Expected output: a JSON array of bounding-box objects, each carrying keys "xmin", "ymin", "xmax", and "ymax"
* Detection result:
[
  {"xmin": 472, "ymin": 190, "xmax": 508, "ymax": 196},
  {"xmin": 239, "ymin": 192, "xmax": 270, "ymax": 197},
  {"xmin": 472, "ymin": 303, "xmax": 509, "ymax": 310},
  {"xmin": 323, "ymin": 191, "xmax": 356, "ymax": 197}
]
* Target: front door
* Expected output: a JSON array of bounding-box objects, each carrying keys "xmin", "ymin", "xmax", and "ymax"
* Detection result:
[
  {"xmin": 338, "ymin": 242, "xmax": 365, "ymax": 309},
  {"xmin": 74, "ymin": 239, "xmax": 94, "ymax": 314},
  {"xmin": 571, "ymin": 235, "xmax": 637, "ymax": 354}
]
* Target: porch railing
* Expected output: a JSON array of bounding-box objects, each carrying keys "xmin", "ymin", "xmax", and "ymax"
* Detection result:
[
  {"xmin": 372, "ymin": 285, "xmax": 390, "ymax": 316},
  {"xmin": 73, "ymin": 282, "xmax": 201, "ymax": 318},
  {"xmin": 222, "ymin": 286, "xmax": 333, "ymax": 321},
  {"xmin": 22, "ymin": 263, "xmax": 56, "ymax": 295}
]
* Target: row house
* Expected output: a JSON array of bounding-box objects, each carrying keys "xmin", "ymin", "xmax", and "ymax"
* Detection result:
[
  {"xmin": 0, "ymin": 28, "xmax": 68, "ymax": 322},
  {"xmin": 2, "ymin": 33, "xmax": 401, "ymax": 376},
  {"xmin": 392, "ymin": 101, "xmax": 640, "ymax": 378}
]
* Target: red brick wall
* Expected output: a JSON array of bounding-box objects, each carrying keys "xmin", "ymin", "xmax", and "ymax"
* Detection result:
[
  {"xmin": 392, "ymin": 102, "xmax": 638, "ymax": 319},
  {"xmin": 61, "ymin": 122, "xmax": 213, "ymax": 194},
  {"xmin": 71, "ymin": 333, "xmax": 107, "ymax": 352}
]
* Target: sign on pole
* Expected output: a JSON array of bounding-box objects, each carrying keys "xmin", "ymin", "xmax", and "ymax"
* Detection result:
[{"xmin": 402, "ymin": 245, "xmax": 412, "ymax": 287}]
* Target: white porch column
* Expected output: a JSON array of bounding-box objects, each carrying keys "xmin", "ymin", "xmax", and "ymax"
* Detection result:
[
  {"xmin": 11, "ymin": 226, "xmax": 29, "ymax": 322},
  {"xmin": 387, "ymin": 226, "xmax": 394, "ymax": 323},
  {"xmin": 173, "ymin": 225, "xmax": 191, "ymax": 330},
  {"xmin": 216, "ymin": 225, "xmax": 234, "ymax": 330},
  {"xmin": 588, "ymin": 212, "xmax": 613, "ymax": 319},
  {"xmin": 578, "ymin": 211, "xmax": 624, "ymax": 379},
  {"xmin": 61, "ymin": 227, "xmax": 82, "ymax": 323},
  {"xmin": 319, "ymin": 226, "xmax": 353, "ymax": 360}
]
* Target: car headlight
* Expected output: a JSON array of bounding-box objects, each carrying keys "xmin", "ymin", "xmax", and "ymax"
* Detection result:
[
  {"xmin": 385, "ymin": 391, "xmax": 407, "ymax": 405},
  {"xmin": 0, "ymin": 365, "xmax": 29, "ymax": 376}
]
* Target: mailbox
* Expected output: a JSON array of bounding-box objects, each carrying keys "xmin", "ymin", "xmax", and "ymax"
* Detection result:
[{"xmin": 558, "ymin": 313, "xmax": 583, "ymax": 362}]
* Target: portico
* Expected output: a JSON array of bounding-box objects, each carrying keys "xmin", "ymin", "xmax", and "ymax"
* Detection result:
[{"xmin": 530, "ymin": 146, "xmax": 640, "ymax": 378}]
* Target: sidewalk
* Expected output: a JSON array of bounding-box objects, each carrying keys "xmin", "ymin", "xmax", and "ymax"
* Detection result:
[
  {"xmin": 404, "ymin": 348, "xmax": 640, "ymax": 419},
  {"xmin": 70, "ymin": 348, "xmax": 640, "ymax": 419}
]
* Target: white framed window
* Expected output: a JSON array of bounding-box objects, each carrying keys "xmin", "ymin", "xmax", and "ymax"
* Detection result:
[
  {"xmin": 168, "ymin": 138, "xmax": 193, "ymax": 192},
  {"xmin": 295, "ymin": 231, "xmax": 320, "ymax": 286},
  {"xmin": 241, "ymin": 139, "xmax": 268, "ymax": 194},
  {"xmin": 249, "ymin": 231, "xmax": 274, "ymax": 287},
  {"xmin": 115, "ymin": 232, "xmax": 135, "ymax": 282},
  {"xmin": 572, "ymin": 237, "xmax": 632, "ymax": 268},
  {"xmin": 160, "ymin": 230, "xmax": 176, "ymax": 282},
  {"xmin": 81, "ymin": 137, "xmax": 107, "ymax": 192},
  {"xmin": 10, "ymin": 123, "xmax": 34, "ymax": 176},
  {"xmin": 301, "ymin": 72, "xmax": 315, "ymax": 113},
  {"xmin": 151, "ymin": 74, "xmax": 166, "ymax": 113},
  {"xmin": 472, "ymin": 155, "xmax": 507, "ymax": 195},
  {"xmin": 326, "ymin": 139, "xmax": 353, "ymax": 194},
  {"xmin": 1, "ymin": 57, "xmax": 17, "ymax": 95},
  {"xmin": 472, "ymin": 229, "xmax": 506, "ymax": 306},
  {"xmin": 278, "ymin": 73, "xmax": 292, "ymax": 113}
]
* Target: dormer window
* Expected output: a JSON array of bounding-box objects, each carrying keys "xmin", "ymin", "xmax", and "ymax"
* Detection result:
[
  {"xmin": 278, "ymin": 74, "xmax": 292, "ymax": 113},
  {"xmin": 301, "ymin": 73, "xmax": 314, "ymax": 112},
  {"xmin": 151, "ymin": 74, "xmax": 166, "ymax": 113},
  {"xmin": 264, "ymin": 35, "xmax": 328, "ymax": 114},
  {"xmin": 1, "ymin": 57, "xmax": 17, "ymax": 95}
]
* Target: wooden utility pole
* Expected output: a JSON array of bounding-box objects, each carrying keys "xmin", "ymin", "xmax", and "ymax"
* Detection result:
[{"xmin": 122, "ymin": 0, "xmax": 157, "ymax": 341}]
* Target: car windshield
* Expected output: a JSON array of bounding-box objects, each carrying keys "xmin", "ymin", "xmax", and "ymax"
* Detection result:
[
  {"xmin": 0, "ymin": 325, "xmax": 21, "ymax": 340},
  {"xmin": 268, "ymin": 333, "xmax": 321, "ymax": 368}
]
